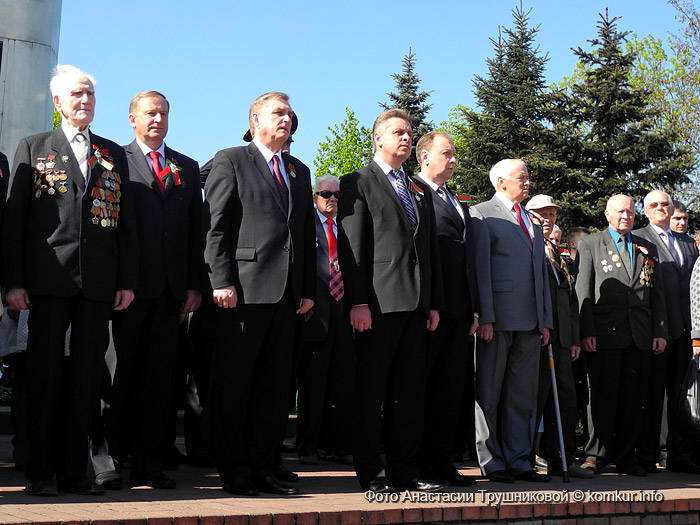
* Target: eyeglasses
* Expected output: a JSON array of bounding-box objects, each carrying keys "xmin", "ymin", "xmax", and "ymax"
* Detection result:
[
  {"xmin": 315, "ymin": 190, "xmax": 340, "ymax": 199},
  {"xmin": 647, "ymin": 201, "xmax": 670, "ymax": 209}
]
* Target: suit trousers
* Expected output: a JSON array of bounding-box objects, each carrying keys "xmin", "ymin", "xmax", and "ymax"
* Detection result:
[
  {"xmin": 210, "ymin": 289, "xmax": 297, "ymax": 485},
  {"xmin": 23, "ymin": 294, "xmax": 112, "ymax": 481},
  {"xmin": 296, "ymin": 298, "xmax": 355, "ymax": 458},
  {"xmin": 353, "ymin": 309, "xmax": 427, "ymax": 487},
  {"xmin": 418, "ymin": 314, "xmax": 471, "ymax": 478},
  {"xmin": 585, "ymin": 344, "xmax": 651, "ymax": 466},
  {"xmin": 637, "ymin": 333, "xmax": 693, "ymax": 467},
  {"xmin": 536, "ymin": 341, "xmax": 577, "ymax": 471},
  {"xmin": 475, "ymin": 329, "xmax": 540, "ymax": 475},
  {"xmin": 110, "ymin": 293, "xmax": 181, "ymax": 473}
]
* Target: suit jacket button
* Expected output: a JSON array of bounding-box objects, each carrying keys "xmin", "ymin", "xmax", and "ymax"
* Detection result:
[
  {"xmin": 283, "ymin": 246, "xmax": 289, "ymax": 252},
  {"xmin": 411, "ymin": 259, "xmax": 417, "ymax": 265},
  {"xmin": 82, "ymin": 238, "xmax": 87, "ymax": 244}
]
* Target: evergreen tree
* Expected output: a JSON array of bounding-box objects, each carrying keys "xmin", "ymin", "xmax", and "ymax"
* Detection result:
[
  {"xmin": 443, "ymin": 3, "xmax": 559, "ymax": 201},
  {"xmin": 313, "ymin": 107, "xmax": 373, "ymax": 178},
  {"xmin": 547, "ymin": 10, "xmax": 694, "ymax": 231},
  {"xmin": 381, "ymin": 48, "xmax": 433, "ymax": 173}
]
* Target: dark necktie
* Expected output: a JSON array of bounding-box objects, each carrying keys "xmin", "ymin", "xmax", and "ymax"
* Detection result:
[
  {"xmin": 513, "ymin": 203, "xmax": 532, "ymax": 245},
  {"xmin": 271, "ymin": 155, "xmax": 289, "ymax": 212},
  {"xmin": 618, "ymin": 236, "xmax": 632, "ymax": 275},
  {"xmin": 326, "ymin": 218, "xmax": 344, "ymax": 301},
  {"xmin": 660, "ymin": 231, "xmax": 682, "ymax": 267},
  {"xmin": 390, "ymin": 169, "xmax": 418, "ymax": 230},
  {"xmin": 148, "ymin": 151, "xmax": 166, "ymax": 195}
]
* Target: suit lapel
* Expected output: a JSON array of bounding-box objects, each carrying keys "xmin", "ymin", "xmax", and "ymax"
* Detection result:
[
  {"xmin": 163, "ymin": 146, "xmax": 176, "ymax": 199},
  {"xmin": 282, "ymin": 153, "xmax": 298, "ymax": 211},
  {"xmin": 371, "ymin": 161, "xmax": 415, "ymax": 230},
  {"xmin": 249, "ymin": 143, "xmax": 287, "ymax": 215},
  {"xmin": 439, "ymin": 187, "xmax": 466, "ymax": 235},
  {"xmin": 50, "ymin": 130, "xmax": 85, "ymax": 191},
  {"xmin": 601, "ymin": 230, "xmax": 632, "ymax": 280},
  {"xmin": 126, "ymin": 140, "xmax": 161, "ymax": 192},
  {"xmin": 491, "ymin": 196, "xmax": 532, "ymax": 251}
]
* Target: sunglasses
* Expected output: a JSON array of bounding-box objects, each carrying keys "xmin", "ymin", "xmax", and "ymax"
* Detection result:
[
  {"xmin": 315, "ymin": 190, "xmax": 340, "ymax": 199},
  {"xmin": 647, "ymin": 201, "xmax": 670, "ymax": 208}
]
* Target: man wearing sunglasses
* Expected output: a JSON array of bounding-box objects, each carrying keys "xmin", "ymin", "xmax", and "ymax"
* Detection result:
[
  {"xmin": 634, "ymin": 190, "xmax": 698, "ymax": 474},
  {"xmin": 296, "ymin": 175, "xmax": 354, "ymax": 466}
]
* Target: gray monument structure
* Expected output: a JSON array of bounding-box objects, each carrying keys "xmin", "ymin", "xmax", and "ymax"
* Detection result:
[{"xmin": 0, "ymin": 0, "xmax": 62, "ymax": 165}]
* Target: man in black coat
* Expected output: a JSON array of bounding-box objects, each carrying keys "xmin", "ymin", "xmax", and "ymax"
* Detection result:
[
  {"xmin": 204, "ymin": 91, "xmax": 316, "ymax": 496},
  {"xmin": 413, "ymin": 132, "xmax": 478, "ymax": 487},
  {"xmin": 109, "ymin": 90, "xmax": 203, "ymax": 488},
  {"xmin": 3, "ymin": 65, "xmax": 138, "ymax": 496},
  {"xmin": 633, "ymin": 191, "xmax": 698, "ymax": 473},
  {"xmin": 337, "ymin": 109, "xmax": 445, "ymax": 493}
]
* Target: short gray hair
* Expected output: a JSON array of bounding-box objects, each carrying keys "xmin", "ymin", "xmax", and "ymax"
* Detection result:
[
  {"xmin": 489, "ymin": 159, "xmax": 526, "ymax": 189},
  {"xmin": 643, "ymin": 189, "xmax": 672, "ymax": 209},
  {"xmin": 314, "ymin": 174, "xmax": 339, "ymax": 189},
  {"xmin": 248, "ymin": 91, "xmax": 290, "ymax": 138},
  {"xmin": 50, "ymin": 64, "xmax": 96, "ymax": 98}
]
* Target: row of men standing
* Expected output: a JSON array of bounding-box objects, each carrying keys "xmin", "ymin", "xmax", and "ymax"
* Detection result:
[{"xmin": 4, "ymin": 62, "xmax": 696, "ymax": 499}]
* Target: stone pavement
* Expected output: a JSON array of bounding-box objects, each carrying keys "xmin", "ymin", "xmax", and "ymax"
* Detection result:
[{"xmin": 1, "ymin": 434, "xmax": 700, "ymax": 524}]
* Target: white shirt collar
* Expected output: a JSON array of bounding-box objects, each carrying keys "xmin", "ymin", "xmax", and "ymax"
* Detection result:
[
  {"xmin": 61, "ymin": 120, "xmax": 89, "ymax": 143},
  {"xmin": 135, "ymin": 138, "xmax": 166, "ymax": 159}
]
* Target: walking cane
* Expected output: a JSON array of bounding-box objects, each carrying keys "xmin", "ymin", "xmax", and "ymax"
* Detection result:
[{"xmin": 548, "ymin": 344, "xmax": 569, "ymax": 482}]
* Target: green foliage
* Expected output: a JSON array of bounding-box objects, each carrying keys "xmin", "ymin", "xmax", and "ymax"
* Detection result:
[
  {"xmin": 52, "ymin": 109, "xmax": 61, "ymax": 130},
  {"xmin": 380, "ymin": 48, "xmax": 434, "ymax": 173},
  {"xmin": 547, "ymin": 9, "xmax": 694, "ymax": 231},
  {"xmin": 313, "ymin": 107, "xmax": 373, "ymax": 178},
  {"xmin": 443, "ymin": 3, "xmax": 557, "ymax": 203}
]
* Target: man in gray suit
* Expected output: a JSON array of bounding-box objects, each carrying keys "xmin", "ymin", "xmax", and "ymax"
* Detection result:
[
  {"xmin": 633, "ymin": 191, "xmax": 698, "ymax": 473},
  {"xmin": 577, "ymin": 194, "xmax": 667, "ymax": 477},
  {"xmin": 471, "ymin": 159, "xmax": 552, "ymax": 483}
]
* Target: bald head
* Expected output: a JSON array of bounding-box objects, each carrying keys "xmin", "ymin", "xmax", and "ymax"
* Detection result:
[
  {"xmin": 643, "ymin": 189, "xmax": 673, "ymax": 229},
  {"xmin": 605, "ymin": 194, "xmax": 635, "ymax": 235}
]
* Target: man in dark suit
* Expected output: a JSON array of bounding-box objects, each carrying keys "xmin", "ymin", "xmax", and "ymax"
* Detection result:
[
  {"xmin": 413, "ymin": 132, "xmax": 478, "ymax": 487},
  {"xmin": 337, "ymin": 109, "xmax": 444, "ymax": 493},
  {"xmin": 577, "ymin": 194, "xmax": 667, "ymax": 477},
  {"xmin": 525, "ymin": 194, "xmax": 593, "ymax": 479},
  {"xmin": 670, "ymin": 200, "xmax": 690, "ymax": 235},
  {"xmin": 108, "ymin": 90, "xmax": 203, "ymax": 488},
  {"xmin": 296, "ymin": 174, "xmax": 354, "ymax": 465},
  {"xmin": 3, "ymin": 65, "xmax": 138, "ymax": 496},
  {"xmin": 633, "ymin": 191, "xmax": 698, "ymax": 473},
  {"xmin": 470, "ymin": 159, "xmax": 552, "ymax": 484},
  {"xmin": 204, "ymin": 91, "xmax": 315, "ymax": 496}
]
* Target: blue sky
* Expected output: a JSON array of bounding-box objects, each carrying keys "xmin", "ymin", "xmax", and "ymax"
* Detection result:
[{"xmin": 58, "ymin": 0, "xmax": 681, "ymax": 172}]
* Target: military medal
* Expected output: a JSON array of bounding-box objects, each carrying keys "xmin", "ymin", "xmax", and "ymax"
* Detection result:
[
  {"xmin": 48, "ymin": 187, "xmax": 55, "ymax": 195},
  {"xmin": 35, "ymin": 189, "xmax": 41, "ymax": 198},
  {"xmin": 58, "ymin": 185, "xmax": 67, "ymax": 194},
  {"xmin": 62, "ymin": 155, "xmax": 69, "ymax": 163},
  {"xmin": 36, "ymin": 158, "xmax": 46, "ymax": 171}
]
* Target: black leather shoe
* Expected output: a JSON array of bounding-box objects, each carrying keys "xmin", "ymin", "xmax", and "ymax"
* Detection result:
[
  {"xmin": 255, "ymin": 474, "xmax": 300, "ymax": 495},
  {"xmin": 25, "ymin": 479, "xmax": 58, "ymax": 497},
  {"xmin": 616, "ymin": 463, "xmax": 647, "ymax": 477},
  {"xmin": 394, "ymin": 478, "xmax": 446, "ymax": 492},
  {"xmin": 445, "ymin": 471, "xmax": 477, "ymax": 487},
  {"xmin": 223, "ymin": 478, "xmax": 259, "ymax": 496},
  {"xmin": 487, "ymin": 469, "xmax": 514, "ymax": 483},
  {"xmin": 514, "ymin": 469, "xmax": 551, "ymax": 482},
  {"xmin": 364, "ymin": 476, "xmax": 393, "ymax": 493},
  {"xmin": 274, "ymin": 464, "xmax": 299, "ymax": 483},
  {"xmin": 666, "ymin": 461, "xmax": 700, "ymax": 474},
  {"xmin": 58, "ymin": 476, "xmax": 105, "ymax": 495},
  {"xmin": 130, "ymin": 470, "xmax": 176, "ymax": 489}
]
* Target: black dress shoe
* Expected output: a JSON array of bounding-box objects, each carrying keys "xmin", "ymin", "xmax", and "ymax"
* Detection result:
[
  {"xmin": 666, "ymin": 461, "xmax": 700, "ymax": 474},
  {"xmin": 58, "ymin": 476, "xmax": 105, "ymax": 495},
  {"xmin": 444, "ymin": 471, "xmax": 477, "ymax": 487},
  {"xmin": 514, "ymin": 469, "xmax": 551, "ymax": 482},
  {"xmin": 364, "ymin": 476, "xmax": 393, "ymax": 493},
  {"xmin": 394, "ymin": 478, "xmax": 446, "ymax": 492},
  {"xmin": 487, "ymin": 469, "xmax": 514, "ymax": 483},
  {"xmin": 25, "ymin": 479, "xmax": 58, "ymax": 497},
  {"xmin": 130, "ymin": 470, "xmax": 176, "ymax": 489},
  {"xmin": 255, "ymin": 475, "xmax": 300, "ymax": 495},
  {"xmin": 317, "ymin": 448, "xmax": 335, "ymax": 462},
  {"xmin": 223, "ymin": 478, "xmax": 259, "ymax": 496},
  {"xmin": 616, "ymin": 463, "xmax": 647, "ymax": 477},
  {"xmin": 274, "ymin": 464, "xmax": 299, "ymax": 483}
]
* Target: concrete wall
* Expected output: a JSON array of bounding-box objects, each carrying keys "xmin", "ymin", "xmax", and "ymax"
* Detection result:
[{"xmin": 0, "ymin": 0, "xmax": 62, "ymax": 167}]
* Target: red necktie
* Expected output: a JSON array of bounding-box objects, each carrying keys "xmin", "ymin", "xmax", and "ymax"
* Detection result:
[
  {"xmin": 513, "ymin": 203, "xmax": 532, "ymax": 245},
  {"xmin": 326, "ymin": 218, "xmax": 344, "ymax": 301},
  {"xmin": 148, "ymin": 151, "xmax": 166, "ymax": 195},
  {"xmin": 271, "ymin": 155, "xmax": 289, "ymax": 211}
]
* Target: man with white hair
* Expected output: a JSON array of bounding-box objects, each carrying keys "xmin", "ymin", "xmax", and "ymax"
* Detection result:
[
  {"xmin": 470, "ymin": 159, "xmax": 552, "ymax": 483},
  {"xmin": 3, "ymin": 65, "xmax": 138, "ymax": 496},
  {"xmin": 633, "ymin": 190, "xmax": 697, "ymax": 473},
  {"xmin": 576, "ymin": 194, "xmax": 667, "ymax": 477}
]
